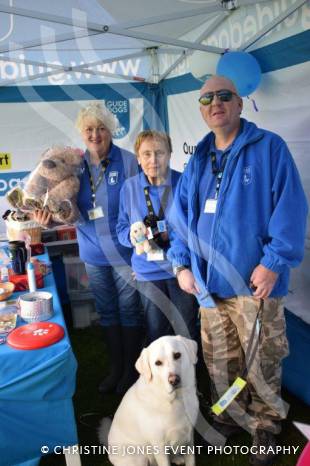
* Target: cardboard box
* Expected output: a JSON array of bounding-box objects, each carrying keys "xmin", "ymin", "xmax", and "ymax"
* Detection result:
[{"xmin": 56, "ymin": 227, "xmax": 76, "ymax": 241}]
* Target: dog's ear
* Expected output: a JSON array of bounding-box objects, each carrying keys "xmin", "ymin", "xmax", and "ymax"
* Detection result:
[
  {"xmin": 176, "ymin": 336, "xmax": 198, "ymax": 365},
  {"xmin": 135, "ymin": 348, "xmax": 152, "ymax": 382}
]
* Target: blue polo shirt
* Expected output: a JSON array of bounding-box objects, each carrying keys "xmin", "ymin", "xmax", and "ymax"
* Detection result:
[
  {"xmin": 117, "ymin": 169, "xmax": 181, "ymax": 281},
  {"xmin": 76, "ymin": 143, "xmax": 138, "ymax": 266}
]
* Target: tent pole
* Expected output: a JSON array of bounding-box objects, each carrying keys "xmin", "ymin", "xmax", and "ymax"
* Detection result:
[
  {"xmin": 147, "ymin": 48, "xmax": 160, "ymax": 84},
  {"xmin": 0, "ymin": 30, "xmax": 101, "ymax": 54},
  {"xmin": 114, "ymin": 3, "xmax": 226, "ymax": 30},
  {"xmin": 0, "ymin": 4, "xmax": 223, "ymax": 54},
  {"xmin": 107, "ymin": 27, "xmax": 224, "ymax": 53}
]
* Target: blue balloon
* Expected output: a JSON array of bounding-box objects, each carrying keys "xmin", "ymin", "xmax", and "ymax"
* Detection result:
[{"xmin": 216, "ymin": 51, "xmax": 261, "ymax": 97}]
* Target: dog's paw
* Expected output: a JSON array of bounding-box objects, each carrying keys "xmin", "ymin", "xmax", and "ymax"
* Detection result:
[{"xmin": 171, "ymin": 456, "xmax": 186, "ymax": 465}]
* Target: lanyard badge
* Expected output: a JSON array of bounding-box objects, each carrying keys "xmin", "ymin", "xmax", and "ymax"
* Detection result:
[
  {"xmin": 87, "ymin": 205, "xmax": 104, "ymax": 220},
  {"xmin": 204, "ymin": 151, "xmax": 229, "ymax": 215},
  {"xmin": 143, "ymin": 186, "xmax": 170, "ymax": 248},
  {"xmin": 204, "ymin": 199, "xmax": 217, "ymax": 214},
  {"xmin": 85, "ymin": 158, "xmax": 109, "ymax": 220}
]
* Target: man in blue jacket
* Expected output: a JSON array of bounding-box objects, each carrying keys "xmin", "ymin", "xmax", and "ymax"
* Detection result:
[{"xmin": 168, "ymin": 75, "xmax": 308, "ymax": 466}]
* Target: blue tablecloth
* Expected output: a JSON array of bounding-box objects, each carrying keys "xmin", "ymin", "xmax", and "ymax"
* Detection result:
[
  {"xmin": 0, "ymin": 252, "xmax": 78, "ymax": 466},
  {"xmin": 283, "ymin": 308, "xmax": 310, "ymax": 405}
]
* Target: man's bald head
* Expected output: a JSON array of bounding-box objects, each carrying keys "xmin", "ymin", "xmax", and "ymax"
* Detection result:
[
  {"xmin": 199, "ymin": 74, "xmax": 242, "ymax": 137},
  {"xmin": 200, "ymin": 75, "xmax": 239, "ymax": 96}
]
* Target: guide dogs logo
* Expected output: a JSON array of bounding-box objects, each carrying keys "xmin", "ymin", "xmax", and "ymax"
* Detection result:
[
  {"xmin": 105, "ymin": 99, "xmax": 130, "ymax": 139},
  {"xmin": 108, "ymin": 171, "xmax": 119, "ymax": 186},
  {"xmin": 242, "ymin": 166, "xmax": 252, "ymax": 185}
]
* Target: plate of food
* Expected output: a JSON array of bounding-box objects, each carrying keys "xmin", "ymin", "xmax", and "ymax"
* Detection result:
[{"xmin": 0, "ymin": 305, "xmax": 18, "ymax": 334}]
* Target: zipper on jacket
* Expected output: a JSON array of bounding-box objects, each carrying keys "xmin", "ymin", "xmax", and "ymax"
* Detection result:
[
  {"xmin": 190, "ymin": 151, "xmax": 208, "ymax": 286},
  {"xmin": 207, "ymin": 131, "xmax": 264, "ymax": 288}
]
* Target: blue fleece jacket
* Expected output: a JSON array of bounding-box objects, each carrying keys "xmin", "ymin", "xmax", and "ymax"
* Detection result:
[
  {"xmin": 117, "ymin": 169, "xmax": 181, "ymax": 281},
  {"xmin": 76, "ymin": 143, "xmax": 138, "ymax": 266},
  {"xmin": 167, "ymin": 119, "xmax": 308, "ymax": 306}
]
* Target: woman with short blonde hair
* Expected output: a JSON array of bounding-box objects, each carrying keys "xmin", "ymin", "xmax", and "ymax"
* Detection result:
[{"xmin": 35, "ymin": 100, "xmax": 142, "ymax": 395}]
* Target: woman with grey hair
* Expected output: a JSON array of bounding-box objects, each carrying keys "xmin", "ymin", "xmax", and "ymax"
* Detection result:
[{"xmin": 34, "ymin": 101, "xmax": 142, "ymax": 395}]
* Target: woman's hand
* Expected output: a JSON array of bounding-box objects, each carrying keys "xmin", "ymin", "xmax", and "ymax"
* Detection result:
[{"xmin": 32, "ymin": 209, "xmax": 53, "ymax": 227}]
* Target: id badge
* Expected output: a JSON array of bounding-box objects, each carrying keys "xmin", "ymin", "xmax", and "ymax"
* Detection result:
[
  {"xmin": 204, "ymin": 198, "xmax": 217, "ymax": 214},
  {"xmin": 157, "ymin": 220, "xmax": 166, "ymax": 233},
  {"xmin": 87, "ymin": 206, "xmax": 104, "ymax": 220},
  {"xmin": 146, "ymin": 226, "xmax": 154, "ymax": 240},
  {"xmin": 147, "ymin": 249, "xmax": 165, "ymax": 262}
]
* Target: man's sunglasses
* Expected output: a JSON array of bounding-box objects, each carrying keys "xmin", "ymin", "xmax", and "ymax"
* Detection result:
[{"xmin": 199, "ymin": 89, "xmax": 237, "ymax": 106}]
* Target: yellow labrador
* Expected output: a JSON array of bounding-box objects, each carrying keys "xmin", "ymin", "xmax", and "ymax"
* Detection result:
[{"xmin": 99, "ymin": 335, "xmax": 199, "ymax": 466}]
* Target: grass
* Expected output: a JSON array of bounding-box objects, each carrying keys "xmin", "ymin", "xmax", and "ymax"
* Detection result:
[{"xmin": 41, "ymin": 325, "xmax": 309, "ymax": 466}]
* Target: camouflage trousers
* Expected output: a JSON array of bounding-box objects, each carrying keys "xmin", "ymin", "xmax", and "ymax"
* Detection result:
[{"xmin": 200, "ymin": 296, "xmax": 289, "ymax": 434}]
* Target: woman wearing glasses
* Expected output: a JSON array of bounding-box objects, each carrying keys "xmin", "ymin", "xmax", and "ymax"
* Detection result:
[
  {"xmin": 33, "ymin": 101, "xmax": 142, "ymax": 396},
  {"xmin": 117, "ymin": 130, "xmax": 198, "ymax": 345}
]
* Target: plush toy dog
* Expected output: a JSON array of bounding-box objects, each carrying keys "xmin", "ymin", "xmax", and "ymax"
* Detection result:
[
  {"xmin": 130, "ymin": 221, "xmax": 153, "ymax": 255},
  {"xmin": 7, "ymin": 146, "xmax": 83, "ymax": 224}
]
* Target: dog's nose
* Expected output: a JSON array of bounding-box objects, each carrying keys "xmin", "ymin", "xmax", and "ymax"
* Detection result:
[{"xmin": 168, "ymin": 373, "xmax": 180, "ymax": 387}]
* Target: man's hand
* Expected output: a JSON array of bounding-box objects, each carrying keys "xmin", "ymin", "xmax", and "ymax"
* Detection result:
[
  {"xmin": 250, "ymin": 264, "xmax": 278, "ymax": 299},
  {"xmin": 177, "ymin": 268, "xmax": 200, "ymax": 295},
  {"xmin": 32, "ymin": 209, "xmax": 52, "ymax": 227}
]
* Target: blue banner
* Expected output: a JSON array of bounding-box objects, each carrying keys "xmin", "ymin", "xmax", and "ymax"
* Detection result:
[{"xmin": 0, "ymin": 171, "xmax": 30, "ymax": 196}]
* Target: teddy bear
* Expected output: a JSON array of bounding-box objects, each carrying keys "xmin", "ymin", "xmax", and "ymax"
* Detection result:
[
  {"xmin": 130, "ymin": 221, "xmax": 161, "ymax": 255},
  {"xmin": 7, "ymin": 146, "xmax": 83, "ymax": 224}
]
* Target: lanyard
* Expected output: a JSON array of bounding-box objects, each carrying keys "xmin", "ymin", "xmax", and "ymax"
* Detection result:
[
  {"xmin": 84, "ymin": 158, "xmax": 110, "ymax": 207},
  {"xmin": 210, "ymin": 151, "xmax": 230, "ymax": 200},
  {"xmin": 143, "ymin": 185, "xmax": 171, "ymax": 222},
  {"xmin": 241, "ymin": 299, "xmax": 264, "ymax": 379}
]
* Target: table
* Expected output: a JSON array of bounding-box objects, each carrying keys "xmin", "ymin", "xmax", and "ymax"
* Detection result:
[
  {"xmin": 0, "ymin": 252, "xmax": 78, "ymax": 466},
  {"xmin": 283, "ymin": 309, "xmax": 310, "ymax": 405}
]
